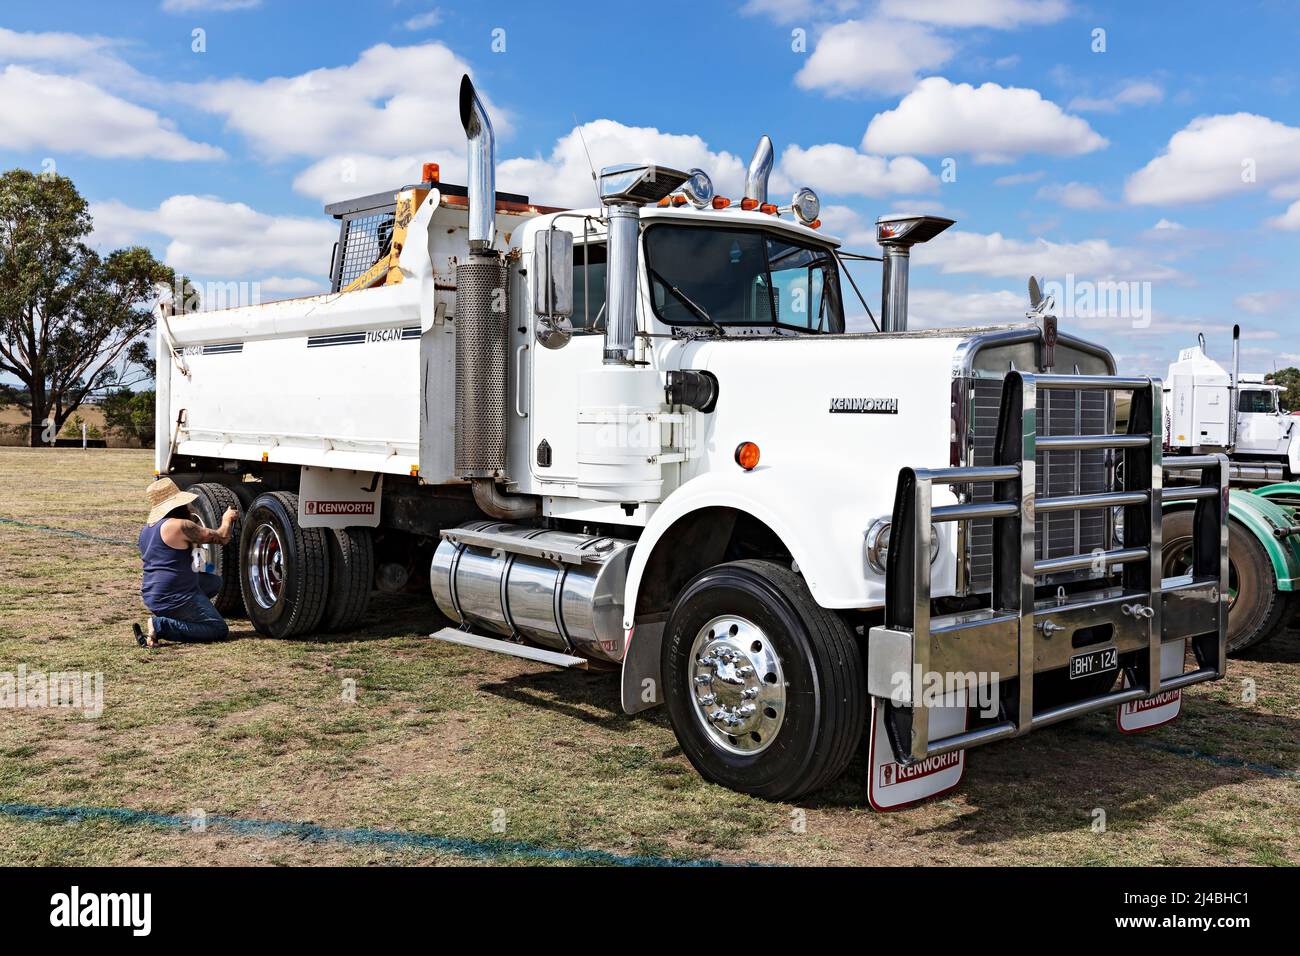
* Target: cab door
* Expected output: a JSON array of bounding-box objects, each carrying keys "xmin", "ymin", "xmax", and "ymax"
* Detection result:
[{"xmin": 528, "ymin": 239, "xmax": 607, "ymax": 482}]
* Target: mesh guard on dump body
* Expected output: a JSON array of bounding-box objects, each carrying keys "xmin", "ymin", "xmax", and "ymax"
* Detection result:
[{"xmin": 454, "ymin": 255, "xmax": 509, "ymax": 478}]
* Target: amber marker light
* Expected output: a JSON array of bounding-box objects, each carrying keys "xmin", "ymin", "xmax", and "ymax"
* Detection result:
[{"xmin": 735, "ymin": 441, "xmax": 761, "ymax": 471}]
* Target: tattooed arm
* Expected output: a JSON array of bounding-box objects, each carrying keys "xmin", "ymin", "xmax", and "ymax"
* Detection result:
[{"xmin": 160, "ymin": 507, "xmax": 238, "ymax": 548}]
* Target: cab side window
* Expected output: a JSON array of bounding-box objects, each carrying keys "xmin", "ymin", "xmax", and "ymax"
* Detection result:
[{"xmin": 571, "ymin": 242, "xmax": 607, "ymax": 333}]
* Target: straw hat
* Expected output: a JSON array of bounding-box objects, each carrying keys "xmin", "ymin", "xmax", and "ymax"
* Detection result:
[{"xmin": 145, "ymin": 477, "xmax": 197, "ymax": 526}]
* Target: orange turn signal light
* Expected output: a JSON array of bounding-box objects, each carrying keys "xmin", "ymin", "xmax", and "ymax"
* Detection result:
[
  {"xmin": 759, "ymin": 203, "xmax": 778, "ymax": 215},
  {"xmin": 735, "ymin": 441, "xmax": 760, "ymax": 471},
  {"xmin": 712, "ymin": 196, "xmax": 731, "ymax": 209},
  {"xmin": 809, "ymin": 219, "xmax": 821, "ymax": 229},
  {"xmin": 422, "ymin": 162, "xmax": 440, "ymax": 184},
  {"xmin": 740, "ymin": 197, "xmax": 759, "ymax": 211}
]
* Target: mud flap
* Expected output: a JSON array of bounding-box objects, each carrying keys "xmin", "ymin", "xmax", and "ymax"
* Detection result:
[
  {"xmin": 1117, "ymin": 639, "xmax": 1185, "ymax": 733},
  {"xmin": 867, "ymin": 696, "xmax": 967, "ymax": 811}
]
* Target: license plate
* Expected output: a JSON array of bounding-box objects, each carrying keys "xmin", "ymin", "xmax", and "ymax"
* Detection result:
[{"xmin": 1070, "ymin": 646, "xmax": 1118, "ymax": 679}]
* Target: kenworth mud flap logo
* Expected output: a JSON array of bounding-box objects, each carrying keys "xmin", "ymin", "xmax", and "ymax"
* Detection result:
[{"xmin": 829, "ymin": 397, "xmax": 899, "ymax": 414}]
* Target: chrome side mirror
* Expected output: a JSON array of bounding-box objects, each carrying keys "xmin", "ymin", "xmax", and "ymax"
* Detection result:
[
  {"xmin": 536, "ymin": 315, "xmax": 573, "ymax": 350},
  {"xmin": 533, "ymin": 229, "xmax": 573, "ymax": 318}
]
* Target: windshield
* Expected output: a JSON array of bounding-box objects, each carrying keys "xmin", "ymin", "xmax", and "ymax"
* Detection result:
[
  {"xmin": 643, "ymin": 224, "xmax": 844, "ymax": 333},
  {"xmin": 1239, "ymin": 389, "xmax": 1279, "ymax": 413}
]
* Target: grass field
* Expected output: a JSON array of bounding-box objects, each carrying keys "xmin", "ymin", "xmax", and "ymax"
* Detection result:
[{"xmin": 0, "ymin": 446, "xmax": 1296, "ymax": 866}]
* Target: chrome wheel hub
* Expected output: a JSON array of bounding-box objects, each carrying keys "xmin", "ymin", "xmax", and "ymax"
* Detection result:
[
  {"xmin": 248, "ymin": 524, "xmax": 285, "ymax": 610},
  {"xmin": 689, "ymin": 615, "xmax": 785, "ymax": 755}
]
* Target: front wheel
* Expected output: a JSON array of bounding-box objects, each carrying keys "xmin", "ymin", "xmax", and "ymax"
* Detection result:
[
  {"xmin": 662, "ymin": 559, "xmax": 866, "ymax": 802},
  {"xmin": 1162, "ymin": 510, "xmax": 1291, "ymax": 653}
]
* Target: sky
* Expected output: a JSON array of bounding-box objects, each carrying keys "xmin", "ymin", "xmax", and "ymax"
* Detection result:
[{"xmin": 2, "ymin": 0, "xmax": 1300, "ymax": 378}]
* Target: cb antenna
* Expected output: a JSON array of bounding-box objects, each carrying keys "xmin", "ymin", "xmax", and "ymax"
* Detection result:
[{"xmin": 573, "ymin": 112, "xmax": 600, "ymax": 206}]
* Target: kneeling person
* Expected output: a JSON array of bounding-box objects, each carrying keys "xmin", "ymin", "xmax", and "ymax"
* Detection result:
[{"xmin": 135, "ymin": 478, "xmax": 238, "ymax": 647}]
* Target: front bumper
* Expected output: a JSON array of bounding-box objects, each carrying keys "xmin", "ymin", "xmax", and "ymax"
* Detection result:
[{"xmin": 869, "ymin": 372, "xmax": 1229, "ymax": 764}]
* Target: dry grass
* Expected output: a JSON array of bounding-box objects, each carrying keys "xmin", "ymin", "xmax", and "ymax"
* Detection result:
[{"xmin": 0, "ymin": 446, "xmax": 1296, "ymax": 866}]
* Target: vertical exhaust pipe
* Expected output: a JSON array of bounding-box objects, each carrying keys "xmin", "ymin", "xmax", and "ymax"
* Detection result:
[
  {"xmin": 875, "ymin": 214, "xmax": 955, "ymax": 332},
  {"xmin": 1229, "ymin": 323, "xmax": 1241, "ymax": 449},
  {"xmin": 454, "ymin": 75, "xmax": 511, "ymax": 484},
  {"xmin": 743, "ymin": 135, "xmax": 773, "ymax": 206},
  {"xmin": 459, "ymin": 75, "xmax": 496, "ymax": 253}
]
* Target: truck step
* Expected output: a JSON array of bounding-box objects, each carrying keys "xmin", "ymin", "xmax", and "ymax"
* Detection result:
[{"xmin": 429, "ymin": 627, "xmax": 589, "ymax": 669}]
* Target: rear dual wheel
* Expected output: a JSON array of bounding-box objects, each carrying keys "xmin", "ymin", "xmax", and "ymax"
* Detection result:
[
  {"xmin": 186, "ymin": 482, "xmax": 244, "ymax": 615},
  {"xmin": 1161, "ymin": 510, "xmax": 1291, "ymax": 653},
  {"xmin": 239, "ymin": 491, "xmax": 374, "ymax": 638}
]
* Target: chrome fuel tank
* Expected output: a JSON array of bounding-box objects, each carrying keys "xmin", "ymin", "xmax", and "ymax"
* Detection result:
[{"xmin": 430, "ymin": 521, "xmax": 636, "ymax": 662}]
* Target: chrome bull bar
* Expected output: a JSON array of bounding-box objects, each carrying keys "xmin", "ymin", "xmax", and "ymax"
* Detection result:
[{"xmin": 868, "ymin": 372, "xmax": 1229, "ymax": 764}]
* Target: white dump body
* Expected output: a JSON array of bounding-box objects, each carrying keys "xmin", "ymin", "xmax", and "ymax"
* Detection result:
[{"xmin": 155, "ymin": 190, "xmax": 540, "ymax": 480}]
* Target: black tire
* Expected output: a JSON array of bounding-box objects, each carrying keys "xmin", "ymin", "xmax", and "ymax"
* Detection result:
[
  {"xmin": 662, "ymin": 559, "xmax": 866, "ymax": 802},
  {"xmin": 186, "ymin": 482, "xmax": 244, "ymax": 616},
  {"xmin": 321, "ymin": 527, "xmax": 374, "ymax": 633},
  {"xmin": 1162, "ymin": 510, "xmax": 1290, "ymax": 653},
  {"xmin": 239, "ymin": 492, "xmax": 330, "ymax": 638}
]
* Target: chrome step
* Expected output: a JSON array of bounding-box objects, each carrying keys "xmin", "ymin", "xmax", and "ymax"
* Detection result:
[{"xmin": 429, "ymin": 627, "xmax": 589, "ymax": 669}]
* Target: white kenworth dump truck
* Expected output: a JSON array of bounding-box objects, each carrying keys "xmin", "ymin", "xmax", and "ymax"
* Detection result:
[{"xmin": 155, "ymin": 76, "xmax": 1229, "ymax": 807}]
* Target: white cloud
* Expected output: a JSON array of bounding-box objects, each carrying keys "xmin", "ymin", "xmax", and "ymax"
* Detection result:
[
  {"xmin": 795, "ymin": 19, "xmax": 954, "ymax": 96},
  {"xmin": 404, "ymin": 8, "xmax": 443, "ymax": 31},
  {"xmin": 161, "ymin": 0, "xmax": 261, "ymax": 11},
  {"xmin": 924, "ymin": 229, "xmax": 1179, "ymax": 280},
  {"xmin": 777, "ymin": 143, "xmax": 937, "ymax": 197},
  {"xmin": 1152, "ymin": 218, "xmax": 1184, "ymax": 231},
  {"xmin": 258, "ymin": 275, "xmax": 328, "ymax": 298},
  {"xmin": 879, "ymin": 0, "xmax": 1070, "ymax": 29},
  {"xmin": 293, "ymin": 150, "xmax": 463, "ymax": 204},
  {"xmin": 1125, "ymin": 113, "xmax": 1300, "ymax": 205},
  {"xmin": 1036, "ymin": 181, "xmax": 1110, "ymax": 209},
  {"xmin": 494, "ymin": 120, "xmax": 747, "ymax": 209},
  {"xmin": 192, "ymin": 42, "xmax": 502, "ymax": 161},
  {"xmin": 1234, "ymin": 291, "xmax": 1289, "ymax": 315},
  {"xmin": 1068, "ymin": 79, "xmax": 1163, "ymax": 113},
  {"xmin": 907, "ymin": 288, "xmax": 1026, "ymax": 327},
  {"xmin": 862, "ymin": 77, "xmax": 1106, "ymax": 162},
  {"xmin": 740, "ymin": 0, "xmax": 859, "ymax": 24},
  {"xmin": 1268, "ymin": 199, "xmax": 1300, "ymax": 230},
  {"xmin": 0, "ymin": 65, "xmax": 222, "ymax": 161},
  {"xmin": 90, "ymin": 195, "xmax": 335, "ymax": 279}
]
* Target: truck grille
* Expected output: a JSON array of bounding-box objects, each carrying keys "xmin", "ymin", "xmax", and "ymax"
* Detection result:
[{"xmin": 967, "ymin": 378, "xmax": 1110, "ymax": 591}]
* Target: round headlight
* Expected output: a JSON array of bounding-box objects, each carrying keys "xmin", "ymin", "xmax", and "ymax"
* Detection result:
[
  {"xmin": 864, "ymin": 518, "xmax": 939, "ymax": 575},
  {"xmin": 792, "ymin": 186, "xmax": 820, "ymax": 225},
  {"xmin": 682, "ymin": 168, "xmax": 714, "ymax": 209}
]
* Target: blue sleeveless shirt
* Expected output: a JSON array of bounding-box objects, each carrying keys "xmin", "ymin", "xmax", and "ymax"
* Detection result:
[{"xmin": 139, "ymin": 519, "xmax": 198, "ymax": 614}]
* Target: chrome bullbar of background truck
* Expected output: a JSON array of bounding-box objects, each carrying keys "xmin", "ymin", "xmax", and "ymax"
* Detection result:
[
  {"xmin": 152, "ymin": 74, "xmax": 1236, "ymax": 806},
  {"xmin": 870, "ymin": 371, "xmax": 1229, "ymax": 764}
]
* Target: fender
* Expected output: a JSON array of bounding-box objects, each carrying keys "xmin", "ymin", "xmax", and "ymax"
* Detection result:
[
  {"xmin": 1166, "ymin": 486, "xmax": 1300, "ymax": 591},
  {"xmin": 618, "ymin": 466, "xmax": 958, "ymax": 714}
]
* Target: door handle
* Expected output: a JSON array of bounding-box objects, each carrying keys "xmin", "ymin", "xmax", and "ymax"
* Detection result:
[{"xmin": 515, "ymin": 343, "xmax": 529, "ymax": 419}]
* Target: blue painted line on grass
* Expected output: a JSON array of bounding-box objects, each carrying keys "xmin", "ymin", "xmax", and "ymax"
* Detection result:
[
  {"xmin": 0, "ymin": 802, "xmax": 728, "ymax": 867},
  {"xmin": 0, "ymin": 516, "xmax": 134, "ymax": 547}
]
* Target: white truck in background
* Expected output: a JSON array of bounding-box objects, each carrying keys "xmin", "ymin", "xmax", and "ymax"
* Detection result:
[
  {"xmin": 1164, "ymin": 325, "xmax": 1299, "ymax": 484},
  {"xmin": 154, "ymin": 75, "xmax": 1228, "ymax": 806}
]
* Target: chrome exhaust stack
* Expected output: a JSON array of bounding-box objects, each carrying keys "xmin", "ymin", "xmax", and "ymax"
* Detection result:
[
  {"xmin": 597, "ymin": 163, "xmax": 690, "ymax": 365},
  {"xmin": 1229, "ymin": 322, "xmax": 1241, "ymax": 449},
  {"xmin": 458, "ymin": 75, "xmax": 496, "ymax": 253},
  {"xmin": 743, "ymin": 135, "xmax": 774, "ymax": 207},
  {"xmin": 454, "ymin": 74, "xmax": 513, "ymax": 487},
  {"xmin": 875, "ymin": 214, "xmax": 955, "ymax": 332}
]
